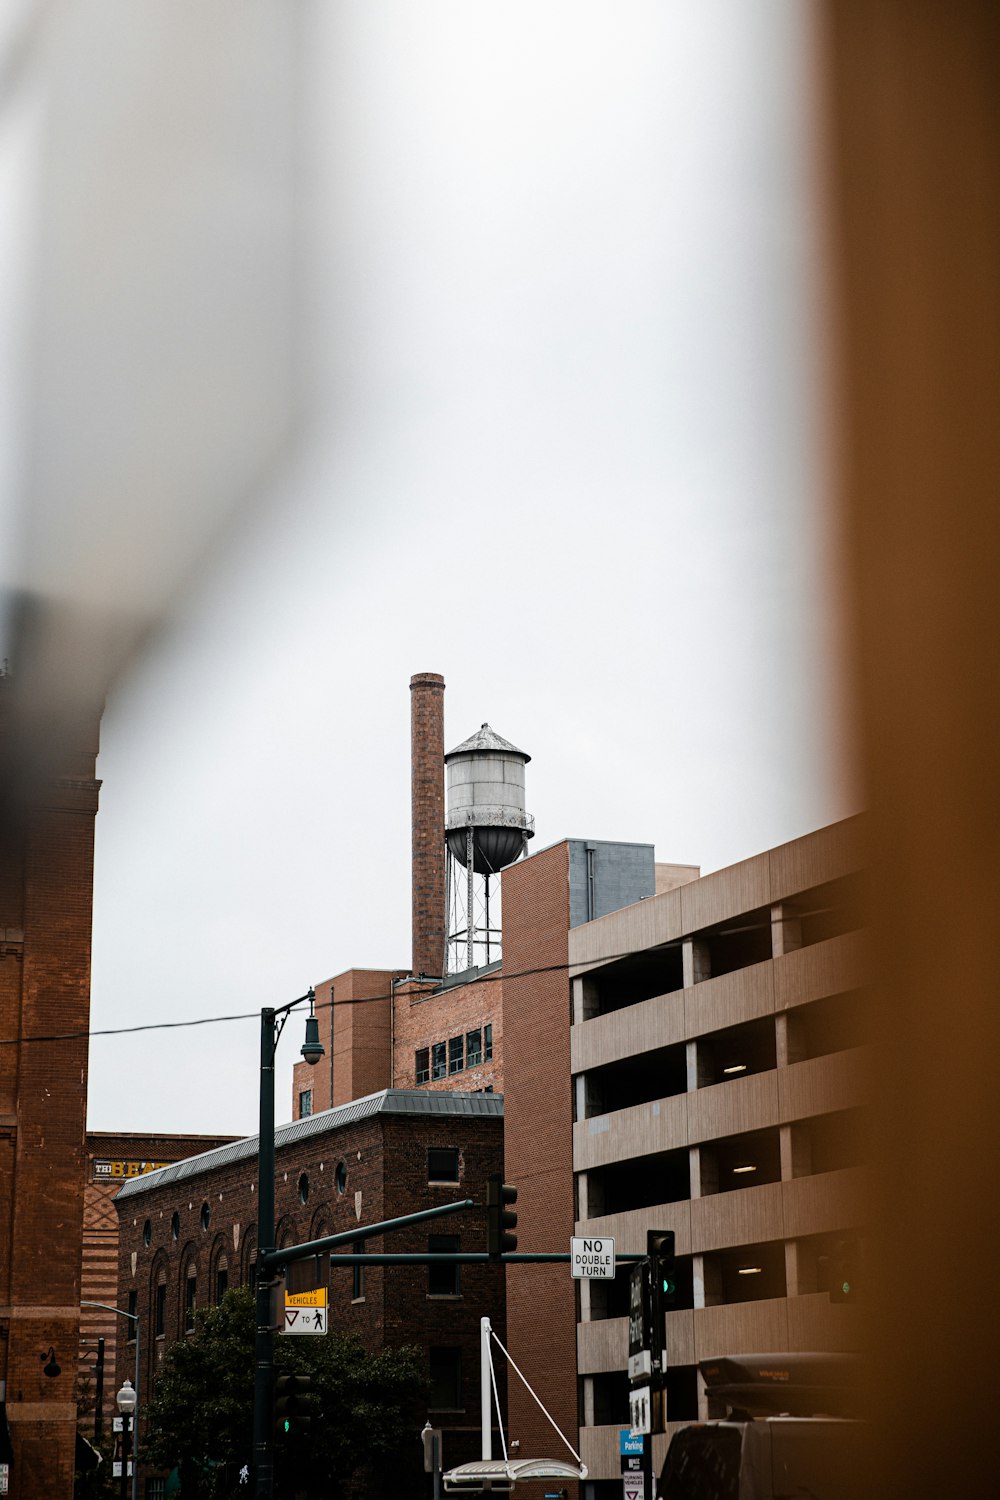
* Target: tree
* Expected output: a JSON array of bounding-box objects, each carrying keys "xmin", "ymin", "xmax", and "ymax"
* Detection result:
[{"xmin": 144, "ymin": 1286, "xmax": 426, "ymax": 1500}]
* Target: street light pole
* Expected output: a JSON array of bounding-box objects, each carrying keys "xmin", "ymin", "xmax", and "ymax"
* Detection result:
[
  {"xmin": 253, "ymin": 990, "xmax": 324, "ymax": 1500},
  {"xmin": 82, "ymin": 1302, "xmax": 139, "ymax": 1500},
  {"xmin": 116, "ymin": 1379, "xmax": 137, "ymax": 1500},
  {"xmin": 253, "ymin": 1006, "xmax": 277, "ymax": 1500}
]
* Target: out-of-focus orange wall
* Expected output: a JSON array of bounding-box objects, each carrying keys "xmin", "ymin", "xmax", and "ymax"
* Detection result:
[{"xmin": 822, "ymin": 5, "xmax": 1000, "ymax": 1495}]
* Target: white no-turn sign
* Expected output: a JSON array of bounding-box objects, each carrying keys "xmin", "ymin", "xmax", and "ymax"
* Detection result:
[{"xmin": 570, "ymin": 1235, "xmax": 616, "ymax": 1279}]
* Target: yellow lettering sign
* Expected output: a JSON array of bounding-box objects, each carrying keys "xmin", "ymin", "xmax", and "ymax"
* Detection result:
[{"xmin": 285, "ymin": 1289, "xmax": 328, "ymax": 1309}]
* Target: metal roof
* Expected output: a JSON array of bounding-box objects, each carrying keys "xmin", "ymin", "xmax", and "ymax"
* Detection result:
[
  {"xmin": 115, "ymin": 1088, "xmax": 503, "ymax": 1200},
  {"xmin": 444, "ymin": 1459, "xmax": 587, "ymax": 1489},
  {"xmin": 445, "ymin": 723, "xmax": 530, "ymax": 763}
]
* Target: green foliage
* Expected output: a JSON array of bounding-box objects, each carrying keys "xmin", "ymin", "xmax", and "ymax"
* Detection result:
[{"xmin": 143, "ymin": 1286, "xmax": 426, "ymax": 1499}]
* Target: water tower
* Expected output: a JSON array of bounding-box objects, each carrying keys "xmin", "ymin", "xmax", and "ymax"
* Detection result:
[{"xmin": 444, "ymin": 723, "xmax": 534, "ymax": 973}]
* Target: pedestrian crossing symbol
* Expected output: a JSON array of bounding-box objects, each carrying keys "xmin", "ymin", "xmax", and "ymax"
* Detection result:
[{"xmin": 283, "ymin": 1286, "xmax": 328, "ymax": 1335}]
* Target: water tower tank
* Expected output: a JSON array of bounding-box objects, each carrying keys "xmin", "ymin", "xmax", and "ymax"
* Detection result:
[{"xmin": 445, "ymin": 724, "xmax": 534, "ymax": 875}]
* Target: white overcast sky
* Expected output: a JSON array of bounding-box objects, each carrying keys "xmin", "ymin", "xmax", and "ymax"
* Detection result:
[{"xmin": 2, "ymin": 2, "xmax": 856, "ymax": 1136}]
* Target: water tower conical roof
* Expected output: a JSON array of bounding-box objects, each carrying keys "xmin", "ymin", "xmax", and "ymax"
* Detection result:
[{"xmin": 445, "ymin": 722, "xmax": 530, "ymax": 764}]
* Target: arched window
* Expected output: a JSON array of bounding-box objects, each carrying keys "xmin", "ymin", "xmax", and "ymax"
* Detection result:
[
  {"xmin": 241, "ymin": 1227, "xmax": 258, "ymax": 1292},
  {"xmin": 184, "ymin": 1260, "xmax": 197, "ymax": 1332},
  {"xmin": 151, "ymin": 1260, "xmax": 168, "ymax": 1341}
]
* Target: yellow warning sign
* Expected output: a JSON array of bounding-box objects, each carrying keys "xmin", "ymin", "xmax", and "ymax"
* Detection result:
[{"xmin": 285, "ymin": 1288, "xmax": 328, "ymax": 1309}]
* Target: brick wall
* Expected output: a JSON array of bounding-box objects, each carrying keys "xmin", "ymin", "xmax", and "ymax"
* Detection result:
[
  {"xmin": 410, "ymin": 673, "xmax": 446, "ymax": 979},
  {"xmin": 116, "ymin": 1101, "xmax": 505, "ymax": 1482},
  {"xmin": 0, "ymin": 682, "xmax": 102, "ymax": 1500},
  {"xmin": 292, "ymin": 969, "xmax": 402, "ymax": 1118},
  {"xmin": 392, "ymin": 974, "xmax": 503, "ymax": 1095},
  {"xmin": 79, "ymin": 1132, "xmax": 236, "ymax": 1439},
  {"xmin": 499, "ymin": 843, "xmax": 580, "ymax": 1486}
]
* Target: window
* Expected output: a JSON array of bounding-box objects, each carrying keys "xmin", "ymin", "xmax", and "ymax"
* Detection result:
[
  {"xmin": 200, "ymin": 1201, "xmax": 210, "ymax": 1232},
  {"xmin": 127, "ymin": 1290, "xmax": 137, "ymax": 1337},
  {"xmin": 185, "ymin": 1270, "xmax": 196, "ymax": 1331},
  {"xmin": 154, "ymin": 1282, "xmax": 166, "ymax": 1339},
  {"xmin": 248, "ymin": 1252, "xmax": 257, "ymax": 1294},
  {"xmin": 431, "ymin": 1041, "xmax": 447, "ymax": 1080},
  {"xmin": 415, "ymin": 1048, "xmax": 430, "ymax": 1085},
  {"xmin": 335, "ymin": 1160, "xmax": 347, "ymax": 1194},
  {"xmin": 428, "ymin": 1147, "xmax": 459, "ymax": 1183},
  {"xmin": 428, "ymin": 1235, "xmax": 460, "ymax": 1296},
  {"xmin": 170, "ymin": 1211, "xmax": 179, "ymax": 1241},
  {"xmin": 142, "ymin": 1219, "xmax": 151, "ymax": 1247},
  {"xmin": 484, "ymin": 1024, "xmax": 493, "ymax": 1061},
  {"xmin": 352, "ymin": 1239, "xmax": 365, "ymax": 1301},
  {"xmin": 299, "ymin": 1089, "xmax": 313, "ymax": 1118},
  {"xmin": 298, "ymin": 1172, "xmax": 310, "ymax": 1205},
  {"xmin": 448, "ymin": 1035, "xmax": 464, "ymax": 1074},
  {"xmin": 466, "ymin": 1029, "xmax": 482, "ymax": 1066},
  {"xmin": 429, "ymin": 1348, "xmax": 462, "ymax": 1411},
  {"xmin": 216, "ymin": 1260, "xmax": 228, "ymax": 1304},
  {"xmin": 146, "ymin": 1480, "xmax": 166, "ymax": 1500}
]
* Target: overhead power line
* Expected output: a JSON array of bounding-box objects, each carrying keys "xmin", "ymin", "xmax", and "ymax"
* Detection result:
[{"xmin": 0, "ymin": 904, "xmax": 858, "ymax": 1048}]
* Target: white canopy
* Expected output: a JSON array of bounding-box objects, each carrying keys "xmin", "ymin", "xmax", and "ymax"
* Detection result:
[{"xmin": 444, "ymin": 1457, "xmax": 587, "ymax": 1491}]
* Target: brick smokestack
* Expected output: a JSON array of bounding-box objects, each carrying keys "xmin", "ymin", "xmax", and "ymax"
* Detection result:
[{"xmin": 410, "ymin": 672, "xmax": 446, "ymax": 978}]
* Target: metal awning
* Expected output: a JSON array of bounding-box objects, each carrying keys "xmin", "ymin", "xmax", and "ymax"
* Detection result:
[
  {"xmin": 75, "ymin": 1431, "xmax": 103, "ymax": 1472},
  {"xmin": 443, "ymin": 1457, "xmax": 587, "ymax": 1491}
]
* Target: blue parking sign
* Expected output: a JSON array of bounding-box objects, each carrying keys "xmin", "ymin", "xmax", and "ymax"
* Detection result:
[{"xmin": 620, "ymin": 1430, "xmax": 644, "ymax": 1457}]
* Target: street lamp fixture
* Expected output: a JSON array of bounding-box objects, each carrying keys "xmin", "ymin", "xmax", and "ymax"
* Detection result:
[{"xmin": 300, "ymin": 990, "xmax": 324, "ymax": 1065}]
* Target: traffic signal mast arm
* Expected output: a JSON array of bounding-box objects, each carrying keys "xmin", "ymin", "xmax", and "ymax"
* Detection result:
[
  {"xmin": 264, "ymin": 1187, "xmax": 645, "ymax": 1271},
  {"xmin": 259, "ymin": 1197, "xmax": 477, "ymax": 1269}
]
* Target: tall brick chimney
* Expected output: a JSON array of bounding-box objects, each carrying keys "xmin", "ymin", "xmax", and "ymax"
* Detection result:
[{"xmin": 410, "ymin": 672, "xmax": 446, "ymax": 978}]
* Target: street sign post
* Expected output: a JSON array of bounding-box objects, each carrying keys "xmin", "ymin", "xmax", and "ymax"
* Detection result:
[
  {"xmin": 628, "ymin": 1263, "xmax": 652, "ymax": 1365},
  {"xmin": 620, "ymin": 1429, "xmax": 649, "ymax": 1500},
  {"xmin": 628, "ymin": 1260, "xmax": 666, "ymax": 1435},
  {"xmin": 628, "ymin": 1385, "xmax": 652, "ymax": 1436},
  {"xmin": 282, "ymin": 1287, "xmax": 328, "ymax": 1335},
  {"xmin": 570, "ymin": 1236, "xmax": 615, "ymax": 1279}
]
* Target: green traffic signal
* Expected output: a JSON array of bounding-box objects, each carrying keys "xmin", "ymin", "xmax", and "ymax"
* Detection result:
[
  {"xmin": 648, "ymin": 1228, "xmax": 677, "ymax": 1309},
  {"xmin": 828, "ymin": 1237, "xmax": 859, "ymax": 1303},
  {"xmin": 275, "ymin": 1372, "xmax": 315, "ymax": 1440}
]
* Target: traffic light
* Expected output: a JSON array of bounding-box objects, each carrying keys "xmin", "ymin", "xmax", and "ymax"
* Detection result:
[
  {"xmin": 486, "ymin": 1175, "xmax": 518, "ymax": 1256},
  {"xmin": 275, "ymin": 1372, "xmax": 314, "ymax": 1441},
  {"xmin": 828, "ymin": 1238, "xmax": 858, "ymax": 1303},
  {"xmin": 647, "ymin": 1229, "xmax": 676, "ymax": 1307}
]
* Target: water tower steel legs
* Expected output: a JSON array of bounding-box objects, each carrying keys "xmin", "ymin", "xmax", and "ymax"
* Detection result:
[
  {"xmin": 442, "ymin": 848, "xmax": 452, "ymax": 979},
  {"xmin": 466, "ymin": 827, "xmax": 475, "ymax": 972}
]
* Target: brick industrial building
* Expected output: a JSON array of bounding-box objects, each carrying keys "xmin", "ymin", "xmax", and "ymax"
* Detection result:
[
  {"xmin": 286, "ymin": 675, "xmax": 866, "ymax": 1498},
  {"xmin": 79, "ymin": 1131, "xmax": 235, "ymax": 1442},
  {"xmin": 0, "ymin": 675, "xmax": 103, "ymax": 1500},
  {"xmin": 115, "ymin": 1090, "xmax": 506, "ymax": 1491}
]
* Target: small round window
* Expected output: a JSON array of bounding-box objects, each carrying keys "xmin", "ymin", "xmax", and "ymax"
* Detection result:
[
  {"xmin": 142, "ymin": 1219, "xmax": 151, "ymax": 1247},
  {"xmin": 298, "ymin": 1172, "xmax": 309, "ymax": 1205},
  {"xmin": 171, "ymin": 1211, "xmax": 180, "ymax": 1240},
  {"xmin": 200, "ymin": 1201, "xmax": 211, "ymax": 1231},
  {"xmin": 334, "ymin": 1161, "xmax": 347, "ymax": 1195}
]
